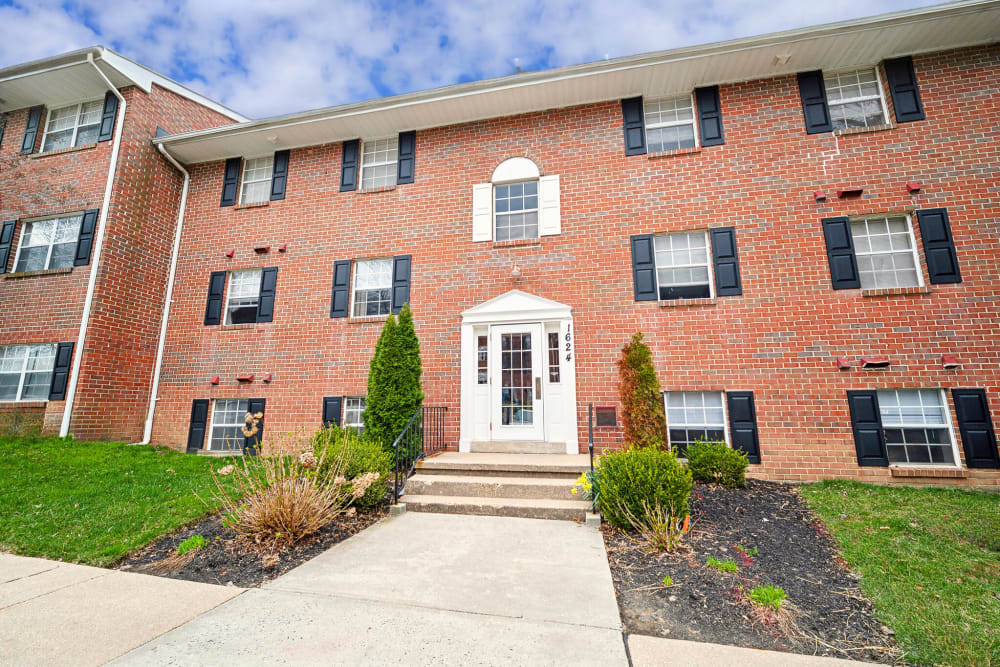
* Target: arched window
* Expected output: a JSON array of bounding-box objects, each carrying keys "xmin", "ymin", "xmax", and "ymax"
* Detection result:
[{"xmin": 491, "ymin": 158, "xmax": 540, "ymax": 242}]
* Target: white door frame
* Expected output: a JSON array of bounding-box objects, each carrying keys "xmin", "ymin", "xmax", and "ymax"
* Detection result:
[
  {"xmin": 490, "ymin": 323, "xmax": 545, "ymax": 441},
  {"xmin": 459, "ymin": 290, "xmax": 578, "ymax": 454}
]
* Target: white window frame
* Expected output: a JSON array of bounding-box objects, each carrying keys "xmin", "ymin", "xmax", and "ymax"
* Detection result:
[
  {"xmin": 663, "ymin": 390, "xmax": 731, "ymax": 454},
  {"xmin": 239, "ymin": 156, "xmax": 274, "ymax": 205},
  {"xmin": 359, "ymin": 137, "xmax": 398, "ymax": 190},
  {"xmin": 653, "ymin": 230, "xmax": 716, "ymax": 300},
  {"xmin": 824, "ymin": 67, "xmax": 890, "ymax": 131},
  {"xmin": 344, "ymin": 397, "xmax": 366, "ymax": 431},
  {"xmin": 350, "ymin": 258, "xmax": 393, "ymax": 318},
  {"xmin": 40, "ymin": 99, "xmax": 104, "ymax": 152},
  {"xmin": 878, "ymin": 388, "xmax": 961, "ymax": 468},
  {"xmin": 493, "ymin": 179, "xmax": 540, "ymax": 242},
  {"xmin": 643, "ymin": 94, "xmax": 699, "ymax": 152},
  {"xmin": 224, "ymin": 269, "xmax": 262, "ymax": 325},
  {"xmin": 0, "ymin": 343, "xmax": 57, "ymax": 402},
  {"xmin": 12, "ymin": 213, "xmax": 83, "ymax": 273},
  {"xmin": 208, "ymin": 398, "xmax": 250, "ymax": 452},
  {"xmin": 850, "ymin": 213, "xmax": 924, "ymax": 290}
]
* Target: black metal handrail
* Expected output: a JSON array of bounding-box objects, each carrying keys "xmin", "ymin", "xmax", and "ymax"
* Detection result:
[
  {"xmin": 588, "ymin": 403, "xmax": 596, "ymax": 512},
  {"xmin": 391, "ymin": 406, "xmax": 448, "ymax": 502}
]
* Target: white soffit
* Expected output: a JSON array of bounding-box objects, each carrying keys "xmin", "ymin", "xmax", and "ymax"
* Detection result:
[{"xmin": 156, "ymin": 0, "xmax": 1000, "ymax": 164}]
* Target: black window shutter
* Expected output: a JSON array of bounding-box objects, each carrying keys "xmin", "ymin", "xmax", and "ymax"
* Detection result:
[
  {"xmin": 245, "ymin": 398, "xmax": 266, "ymax": 455},
  {"xmin": 883, "ymin": 56, "xmax": 925, "ymax": 123},
  {"xmin": 710, "ymin": 227, "xmax": 742, "ymax": 296},
  {"xmin": 322, "ymin": 396, "xmax": 343, "ymax": 428},
  {"xmin": 821, "ymin": 216, "xmax": 861, "ymax": 289},
  {"xmin": 73, "ymin": 209, "xmax": 100, "ymax": 266},
  {"xmin": 397, "ymin": 131, "xmax": 416, "ymax": 184},
  {"xmin": 0, "ymin": 112, "xmax": 6, "ymax": 147},
  {"xmin": 847, "ymin": 391, "xmax": 889, "ymax": 466},
  {"xmin": 952, "ymin": 389, "xmax": 1000, "ymax": 469},
  {"xmin": 220, "ymin": 157, "xmax": 241, "ymax": 207},
  {"xmin": 204, "ymin": 271, "xmax": 227, "ymax": 325},
  {"xmin": 621, "ymin": 97, "xmax": 647, "ymax": 156},
  {"xmin": 21, "ymin": 106, "xmax": 43, "ymax": 154},
  {"xmin": 269, "ymin": 150, "xmax": 290, "ymax": 201},
  {"xmin": 916, "ymin": 208, "xmax": 961, "ymax": 284},
  {"xmin": 796, "ymin": 71, "xmax": 833, "ymax": 134},
  {"xmin": 340, "ymin": 139, "xmax": 359, "ymax": 192},
  {"xmin": 97, "ymin": 91, "xmax": 119, "ymax": 142},
  {"xmin": 726, "ymin": 391, "xmax": 761, "ymax": 463},
  {"xmin": 256, "ymin": 267, "xmax": 278, "ymax": 322},
  {"xmin": 330, "ymin": 260, "xmax": 352, "ymax": 318},
  {"xmin": 695, "ymin": 86, "xmax": 725, "ymax": 147},
  {"xmin": 391, "ymin": 254, "xmax": 412, "ymax": 314},
  {"xmin": 630, "ymin": 234, "xmax": 657, "ymax": 301},
  {"xmin": 186, "ymin": 399, "xmax": 210, "ymax": 453},
  {"xmin": 47, "ymin": 342, "xmax": 75, "ymax": 401},
  {"xmin": 0, "ymin": 220, "xmax": 16, "ymax": 274}
]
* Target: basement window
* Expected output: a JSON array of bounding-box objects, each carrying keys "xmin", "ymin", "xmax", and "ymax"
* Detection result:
[
  {"xmin": 0, "ymin": 344, "xmax": 56, "ymax": 402},
  {"xmin": 879, "ymin": 389, "xmax": 956, "ymax": 465},
  {"xmin": 360, "ymin": 137, "xmax": 398, "ymax": 189},
  {"xmin": 665, "ymin": 391, "xmax": 727, "ymax": 456},
  {"xmin": 209, "ymin": 398, "xmax": 249, "ymax": 451},
  {"xmin": 14, "ymin": 214, "xmax": 82, "ymax": 272},
  {"xmin": 41, "ymin": 100, "xmax": 103, "ymax": 151},
  {"xmin": 344, "ymin": 397, "xmax": 366, "ymax": 432},
  {"xmin": 225, "ymin": 269, "xmax": 262, "ymax": 325}
]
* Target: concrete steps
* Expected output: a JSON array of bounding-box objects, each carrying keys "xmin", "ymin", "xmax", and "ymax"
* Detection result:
[
  {"xmin": 400, "ymin": 452, "xmax": 593, "ymax": 521},
  {"xmin": 469, "ymin": 440, "xmax": 566, "ymax": 454}
]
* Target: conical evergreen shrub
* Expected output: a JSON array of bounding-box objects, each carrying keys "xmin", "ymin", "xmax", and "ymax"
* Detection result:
[
  {"xmin": 363, "ymin": 304, "xmax": 424, "ymax": 450},
  {"xmin": 617, "ymin": 332, "xmax": 666, "ymax": 449}
]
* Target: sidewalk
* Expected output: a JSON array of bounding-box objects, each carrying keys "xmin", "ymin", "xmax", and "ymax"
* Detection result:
[{"xmin": 0, "ymin": 554, "xmax": 240, "ymax": 667}]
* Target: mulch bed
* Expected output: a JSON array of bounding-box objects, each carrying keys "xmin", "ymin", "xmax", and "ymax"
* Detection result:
[
  {"xmin": 118, "ymin": 507, "xmax": 387, "ymax": 588},
  {"xmin": 603, "ymin": 480, "xmax": 902, "ymax": 664}
]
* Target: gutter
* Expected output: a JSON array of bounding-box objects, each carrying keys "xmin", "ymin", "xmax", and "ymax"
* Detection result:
[
  {"xmin": 135, "ymin": 144, "xmax": 189, "ymax": 445},
  {"xmin": 59, "ymin": 53, "xmax": 127, "ymax": 438}
]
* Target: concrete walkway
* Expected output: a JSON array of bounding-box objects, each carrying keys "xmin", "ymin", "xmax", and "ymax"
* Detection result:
[
  {"xmin": 627, "ymin": 635, "xmax": 874, "ymax": 666},
  {"xmin": 114, "ymin": 512, "xmax": 627, "ymax": 666},
  {"xmin": 0, "ymin": 554, "xmax": 240, "ymax": 667}
]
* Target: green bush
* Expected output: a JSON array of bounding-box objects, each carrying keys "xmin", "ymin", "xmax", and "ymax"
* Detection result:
[
  {"xmin": 363, "ymin": 304, "xmax": 425, "ymax": 449},
  {"xmin": 616, "ymin": 333, "xmax": 667, "ymax": 450},
  {"xmin": 597, "ymin": 447, "xmax": 693, "ymax": 529},
  {"xmin": 684, "ymin": 439, "xmax": 749, "ymax": 488},
  {"xmin": 312, "ymin": 426, "xmax": 393, "ymax": 508}
]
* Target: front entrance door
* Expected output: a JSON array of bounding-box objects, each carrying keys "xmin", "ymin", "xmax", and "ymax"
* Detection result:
[{"xmin": 491, "ymin": 323, "xmax": 545, "ymax": 441}]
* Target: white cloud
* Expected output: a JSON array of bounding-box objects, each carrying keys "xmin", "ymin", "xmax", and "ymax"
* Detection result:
[{"xmin": 0, "ymin": 0, "xmax": 941, "ymax": 118}]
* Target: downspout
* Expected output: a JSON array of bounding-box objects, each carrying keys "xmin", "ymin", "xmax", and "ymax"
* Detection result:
[
  {"xmin": 136, "ymin": 144, "xmax": 189, "ymax": 445},
  {"xmin": 59, "ymin": 52, "xmax": 127, "ymax": 437}
]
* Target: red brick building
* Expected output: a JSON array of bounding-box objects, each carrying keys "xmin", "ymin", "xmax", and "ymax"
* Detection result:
[
  {"xmin": 0, "ymin": 47, "xmax": 245, "ymax": 440},
  {"xmin": 4, "ymin": 3, "xmax": 1000, "ymax": 489}
]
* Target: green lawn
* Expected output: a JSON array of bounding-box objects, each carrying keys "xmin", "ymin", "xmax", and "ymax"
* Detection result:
[
  {"xmin": 801, "ymin": 480, "xmax": 1000, "ymax": 667},
  {"xmin": 0, "ymin": 437, "xmax": 236, "ymax": 566}
]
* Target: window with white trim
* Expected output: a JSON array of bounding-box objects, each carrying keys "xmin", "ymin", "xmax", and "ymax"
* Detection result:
[
  {"xmin": 644, "ymin": 96, "xmax": 697, "ymax": 152},
  {"xmin": 494, "ymin": 181, "xmax": 538, "ymax": 241},
  {"xmin": 665, "ymin": 391, "xmax": 727, "ymax": 455},
  {"xmin": 344, "ymin": 397, "xmax": 366, "ymax": 431},
  {"xmin": 878, "ymin": 390, "xmax": 955, "ymax": 465},
  {"xmin": 0, "ymin": 344, "xmax": 56, "ymax": 402},
  {"xmin": 225, "ymin": 269, "xmax": 262, "ymax": 325},
  {"xmin": 653, "ymin": 231, "xmax": 712, "ymax": 300},
  {"xmin": 209, "ymin": 398, "xmax": 249, "ymax": 451},
  {"xmin": 352, "ymin": 258, "xmax": 392, "ymax": 317},
  {"xmin": 14, "ymin": 215, "xmax": 82, "ymax": 273},
  {"xmin": 41, "ymin": 100, "xmax": 103, "ymax": 152},
  {"xmin": 850, "ymin": 215, "xmax": 921, "ymax": 289},
  {"xmin": 240, "ymin": 156, "xmax": 274, "ymax": 205},
  {"xmin": 360, "ymin": 137, "xmax": 398, "ymax": 189},
  {"xmin": 824, "ymin": 69, "xmax": 889, "ymax": 130}
]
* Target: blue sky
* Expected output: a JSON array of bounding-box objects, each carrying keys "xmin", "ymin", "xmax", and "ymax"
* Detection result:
[{"xmin": 0, "ymin": 0, "xmax": 940, "ymax": 119}]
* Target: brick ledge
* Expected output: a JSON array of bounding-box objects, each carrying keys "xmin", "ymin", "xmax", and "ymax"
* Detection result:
[
  {"xmin": 493, "ymin": 238, "xmax": 542, "ymax": 249},
  {"xmin": 358, "ymin": 185, "xmax": 397, "ymax": 194},
  {"xmin": 349, "ymin": 315, "xmax": 390, "ymax": 324},
  {"xmin": 659, "ymin": 297, "xmax": 717, "ymax": 308},
  {"xmin": 0, "ymin": 401, "xmax": 47, "ymax": 408},
  {"xmin": 235, "ymin": 201, "xmax": 270, "ymax": 211},
  {"xmin": 890, "ymin": 465, "xmax": 967, "ymax": 479},
  {"xmin": 4, "ymin": 267, "xmax": 74, "ymax": 280},
  {"xmin": 29, "ymin": 143, "xmax": 98, "ymax": 158},
  {"xmin": 647, "ymin": 146, "xmax": 701, "ymax": 159},
  {"xmin": 862, "ymin": 286, "xmax": 931, "ymax": 298},
  {"xmin": 834, "ymin": 123, "xmax": 895, "ymax": 137},
  {"xmin": 219, "ymin": 324, "xmax": 256, "ymax": 331}
]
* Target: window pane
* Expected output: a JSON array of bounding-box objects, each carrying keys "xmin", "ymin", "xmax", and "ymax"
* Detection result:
[
  {"xmin": 240, "ymin": 157, "xmax": 274, "ymax": 204},
  {"xmin": 15, "ymin": 247, "xmax": 48, "ymax": 273},
  {"xmin": 850, "ymin": 216, "xmax": 920, "ymax": 290},
  {"xmin": 878, "ymin": 390, "xmax": 953, "ymax": 464},
  {"xmin": 361, "ymin": 137, "xmax": 398, "ymax": 188},
  {"xmin": 494, "ymin": 181, "xmax": 540, "ymax": 241},
  {"xmin": 352, "ymin": 259, "xmax": 393, "ymax": 317},
  {"xmin": 210, "ymin": 399, "xmax": 250, "ymax": 450},
  {"xmin": 0, "ymin": 374, "xmax": 19, "ymax": 401},
  {"xmin": 226, "ymin": 270, "xmax": 261, "ymax": 325},
  {"xmin": 824, "ymin": 69, "xmax": 887, "ymax": 130}
]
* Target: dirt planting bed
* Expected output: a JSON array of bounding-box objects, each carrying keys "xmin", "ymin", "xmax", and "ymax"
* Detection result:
[{"xmin": 604, "ymin": 480, "xmax": 901, "ymax": 663}]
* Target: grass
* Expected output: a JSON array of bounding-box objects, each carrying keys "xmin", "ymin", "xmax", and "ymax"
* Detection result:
[
  {"xmin": 177, "ymin": 534, "xmax": 205, "ymax": 555},
  {"xmin": 801, "ymin": 480, "xmax": 1000, "ymax": 667},
  {"xmin": 748, "ymin": 583, "xmax": 786, "ymax": 610},
  {"xmin": 706, "ymin": 555, "xmax": 738, "ymax": 573},
  {"xmin": 0, "ymin": 436, "xmax": 238, "ymax": 566}
]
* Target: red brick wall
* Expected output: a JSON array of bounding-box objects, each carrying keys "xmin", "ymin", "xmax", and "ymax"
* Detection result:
[
  {"xmin": 149, "ymin": 43, "xmax": 998, "ymax": 488},
  {"xmin": 0, "ymin": 83, "xmax": 238, "ymax": 440}
]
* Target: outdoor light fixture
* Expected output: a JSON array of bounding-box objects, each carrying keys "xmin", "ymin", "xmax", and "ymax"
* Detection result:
[{"xmin": 511, "ymin": 263, "xmax": 522, "ymax": 279}]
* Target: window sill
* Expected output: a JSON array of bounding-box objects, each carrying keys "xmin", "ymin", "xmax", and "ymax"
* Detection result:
[
  {"xmin": 235, "ymin": 201, "xmax": 270, "ymax": 210},
  {"xmin": 647, "ymin": 146, "xmax": 701, "ymax": 160},
  {"xmin": 219, "ymin": 323, "xmax": 257, "ymax": 331},
  {"xmin": 0, "ymin": 401, "xmax": 48, "ymax": 408},
  {"xmin": 358, "ymin": 185, "xmax": 397, "ymax": 195},
  {"xmin": 833, "ymin": 123, "xmax": 895, "ymax": 137},
  {"xmin": 29, "ymin": 143, "xmax": 98, "ymax": 159},
  {"xmin": 889, "ymin": 465, "xmax": 967, "ymax": 479},
  {"xmin": 492, "ymin": 238, "xmax": 542, "ymax": 249},
  {"xmin": 659, "ymin": 297, "xmax": 717, "ymax": 308},
  {"xmin": 861, "ymin": 286, "xmax": 931, "ymax": 298},
  {"xmin": 198, "ymin": 450, "xmax": 244, "ymax": 458},
  {"xmin": 3, "ymin": 267, "xmax": 74, "ymax": 280},
  {"xmin": 348, "ymin": 315, "xmax": 390, "ymax": 324}
]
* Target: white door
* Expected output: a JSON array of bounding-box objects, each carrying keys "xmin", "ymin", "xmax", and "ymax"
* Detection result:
[{"xmin": 491, "ymin": 323, "xmax": 545, "ymax": 441}]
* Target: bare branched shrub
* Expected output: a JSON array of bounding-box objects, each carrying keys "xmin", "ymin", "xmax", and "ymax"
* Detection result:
[{"xmin": 614, "ymin": 499, "xmax": 690, "ymax": 552}]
